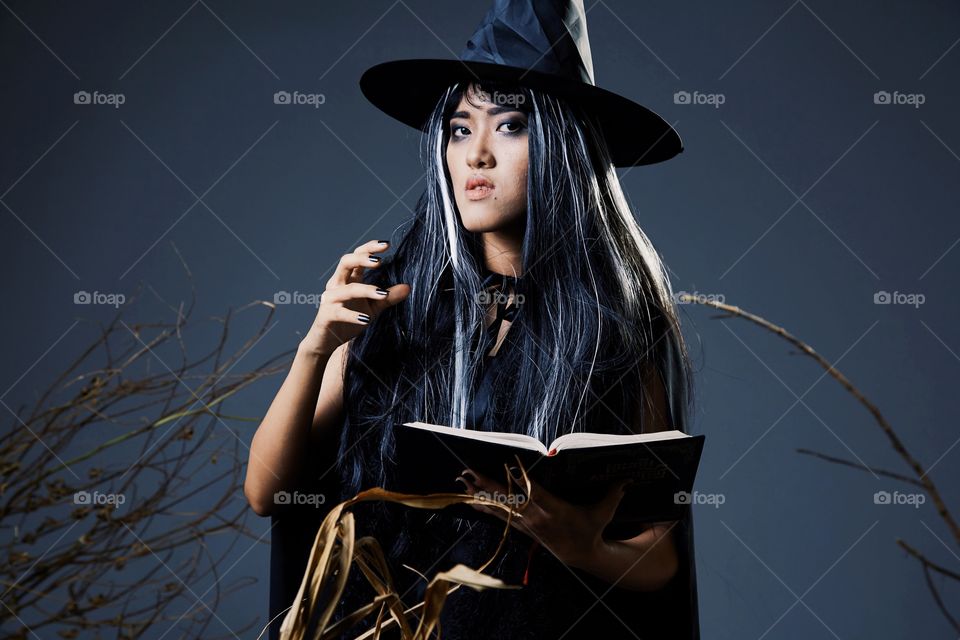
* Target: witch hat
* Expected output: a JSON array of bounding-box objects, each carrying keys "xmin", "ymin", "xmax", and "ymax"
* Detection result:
[{"xmin": 359, "ymin": 0, "xmax": 682, "ymax": 167}]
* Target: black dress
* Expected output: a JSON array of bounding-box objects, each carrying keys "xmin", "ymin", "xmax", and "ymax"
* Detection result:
[{"xmin": 267, "ymin": 268, "xmax": 700, "ymax": 639}]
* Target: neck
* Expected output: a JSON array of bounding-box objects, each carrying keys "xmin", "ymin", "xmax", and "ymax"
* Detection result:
[{"xmin": 480, "ymin": 222, "xmax": 524, "ymax": 278}]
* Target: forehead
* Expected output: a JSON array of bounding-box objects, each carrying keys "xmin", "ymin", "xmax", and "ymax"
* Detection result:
[{"xmin": 451, "ymin": 85, "xmax": 528, "ymax": 118}]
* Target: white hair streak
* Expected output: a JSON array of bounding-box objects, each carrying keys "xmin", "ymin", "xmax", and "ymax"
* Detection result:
[{"xmin": 410, "ymin": 80, "xmax": 689, "ymax": 442}]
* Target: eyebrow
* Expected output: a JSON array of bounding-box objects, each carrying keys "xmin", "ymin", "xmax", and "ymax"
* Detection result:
[{"xmin": 450, "ymin": 105, "xmax": 527, "ymax": 120}]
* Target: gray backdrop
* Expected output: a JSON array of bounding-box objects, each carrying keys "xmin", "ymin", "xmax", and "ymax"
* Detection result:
[{"xmin": 2, "ymin": 1, "xmax": 958, "ymax": 638}]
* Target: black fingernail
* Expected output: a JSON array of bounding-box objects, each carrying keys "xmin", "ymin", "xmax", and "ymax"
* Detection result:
[
  {"xmin": 508, "ymin": 466, "xmax": 522, "ymax": 480},
  {"xmin": 376, "ymin": 287, "xmax": 389, "ymax": 296},
  {"xmin": 377, "ymin": 240, "xmax": 389, "ymax": 245},
  {"xmin": 358, "ymin": 313, "xmax": 371, "ymax": 323},
  {"xmin": 368, "ymin": 256, "xmax": 381, "ymax": 263},
  {"xmin": 462, "ymin": 469, "xmax": 478, "ymax": 483}
]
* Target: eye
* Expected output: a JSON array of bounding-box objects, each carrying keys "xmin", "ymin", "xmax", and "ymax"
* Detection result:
[
  {"xmin": 448, "ymin": 119, "xmax": 526, "ymax": 140},
  {"xmin": 498, "ymin": 119, "xmax": 527, "ymax": 134}
]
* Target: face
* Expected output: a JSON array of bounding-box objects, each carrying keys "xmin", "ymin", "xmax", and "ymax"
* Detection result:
[{"xmin": 446, "ymin": 85, "xmax": 529, "ymax": 233}]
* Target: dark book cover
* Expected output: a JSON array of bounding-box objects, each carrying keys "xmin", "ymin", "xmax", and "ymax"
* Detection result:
[{"xmin": 390, "ymin": 422, "xmax": 706, "ymax": 539}]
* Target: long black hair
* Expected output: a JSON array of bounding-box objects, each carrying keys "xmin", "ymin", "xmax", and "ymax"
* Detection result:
[
  {"xmin": 331, "ymin": 78, "xmax": 701, "ymax": 638},
  {"xmin": 337, "ymin": 79, "xmax": 695, "ymax": 496}
]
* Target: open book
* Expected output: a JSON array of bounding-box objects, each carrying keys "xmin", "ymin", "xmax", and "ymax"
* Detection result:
[{"xmin": 391, "ymin": 421, "xmax": 706, "ymax": 539}]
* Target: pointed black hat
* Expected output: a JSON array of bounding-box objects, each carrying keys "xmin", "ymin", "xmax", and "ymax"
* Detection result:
[{"xmin": 359, "ymin": 0, "xmax": 683, "ymax": 167}]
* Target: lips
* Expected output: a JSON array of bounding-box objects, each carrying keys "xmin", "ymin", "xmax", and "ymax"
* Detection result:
[
  {"xmin": 465, "ymin": 176, "xmax": 495, "ymax": 201},
  {"xmin": 466, "ymin": 176, "xmax": 494, "ymax": 190}
]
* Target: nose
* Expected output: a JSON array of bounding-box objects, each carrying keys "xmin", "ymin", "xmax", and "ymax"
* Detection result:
[{"xmin": 466, "ymin": 129, "xmax": 495, "ymax": 169}]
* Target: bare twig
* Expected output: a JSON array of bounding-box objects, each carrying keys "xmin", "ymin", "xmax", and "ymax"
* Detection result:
[
  {"xmin": 681, "ymin": 295, "xmax": 959, "ymax": 631},
  {"xmin": 0, "ymin": 268, "xmax": 288, "ymax": 637},
  {"xmin": 795, "ymin": 448, "xmax": 924, "ymax": 487},
  {"xmin": 681, "ymin": 296, "xmax": 959, "ymax": 546}
]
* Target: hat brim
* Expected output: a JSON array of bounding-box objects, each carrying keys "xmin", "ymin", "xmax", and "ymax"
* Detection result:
[{"xmin": 359, "ymin": 59, "xmax": 683, "ymax": 167}]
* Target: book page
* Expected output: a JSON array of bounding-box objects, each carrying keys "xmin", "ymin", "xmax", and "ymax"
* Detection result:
[
  {"xmin": 403, "ymin": 421, "xmax": 548, "ymax": 454},
  {"xmin": 549, "ymin": 429, "xmax": 689, "ymax": 453}
]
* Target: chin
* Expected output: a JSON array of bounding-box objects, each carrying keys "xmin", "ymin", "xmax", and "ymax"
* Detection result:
[
  {"xmin": 457, "ymin": 204, "xmax": 524, "ymax": 233},
  {"xmin": 460, "ymin": 218, "xmax": 500, "ymax": 233},
  {"xmin": 461, "ymin": 215, "xmax": 517, "ymax": 234}
]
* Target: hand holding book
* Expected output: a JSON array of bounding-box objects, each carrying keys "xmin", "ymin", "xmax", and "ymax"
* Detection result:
[
  {"xmin": 392, "ymin": 421, "xmax": 706, "ymax": 540},
  {"xmin": 457, "ymin": 465, "xmax": 632, "ymax": 570}
]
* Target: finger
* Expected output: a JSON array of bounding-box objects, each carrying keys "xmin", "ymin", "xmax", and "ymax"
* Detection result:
[
  {"xmin": 461, "ymin": 471, "xmax": 499, "ymax": 503},
  {"xmin": 331, "ymin": 239, "xmax": 389, "ymax": 287},
  {"xmin": 331, "ymin": 252, "xmax": 382, "ymax": 288},
  {"xmin": 324, "ymin": 304, "xmax": 375, "ymax": 327},
  {"xmin": 347, "ymin": 239, "xmax": 392, "ymax": 284},
  {"xmin": 505, "ymin": 462, "xmax": 537, "ymax": 498},
  {"xmin": 470, "ymin": 470, "xmax": 518, "ymax": 506},
  {"xmin": 594, "ymin": 481, "xmax": 629, "ymax": 521},
  {"xmin": 470, "ymin": 499, "xmax": 525, "ymax": 526},
  {"xmin": 321, "ymin": 282, "xmax": 392, "ymax": 306},
  {"xmin": 520, "ymin": 476, "xmax": 559, "ymax": 510},
  {"xmin": 470, "ymin": 502, "xmax": 520, "ymax": 536},
  {"xmin": 465, "ymin": 468, "xmax": 504, "ymax": 493},
  {"xmin": 469, "ymin": 501, "xmax": 500, "ymax": 517},
  {"xmin": 365, "ymin": 283, "xmax": 412, "ymax": 316}
]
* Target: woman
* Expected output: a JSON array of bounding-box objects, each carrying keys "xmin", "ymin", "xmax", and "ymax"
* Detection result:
[{"xmin": 247, "ymin": 1, "xmax": 700, "ymax": 638}]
